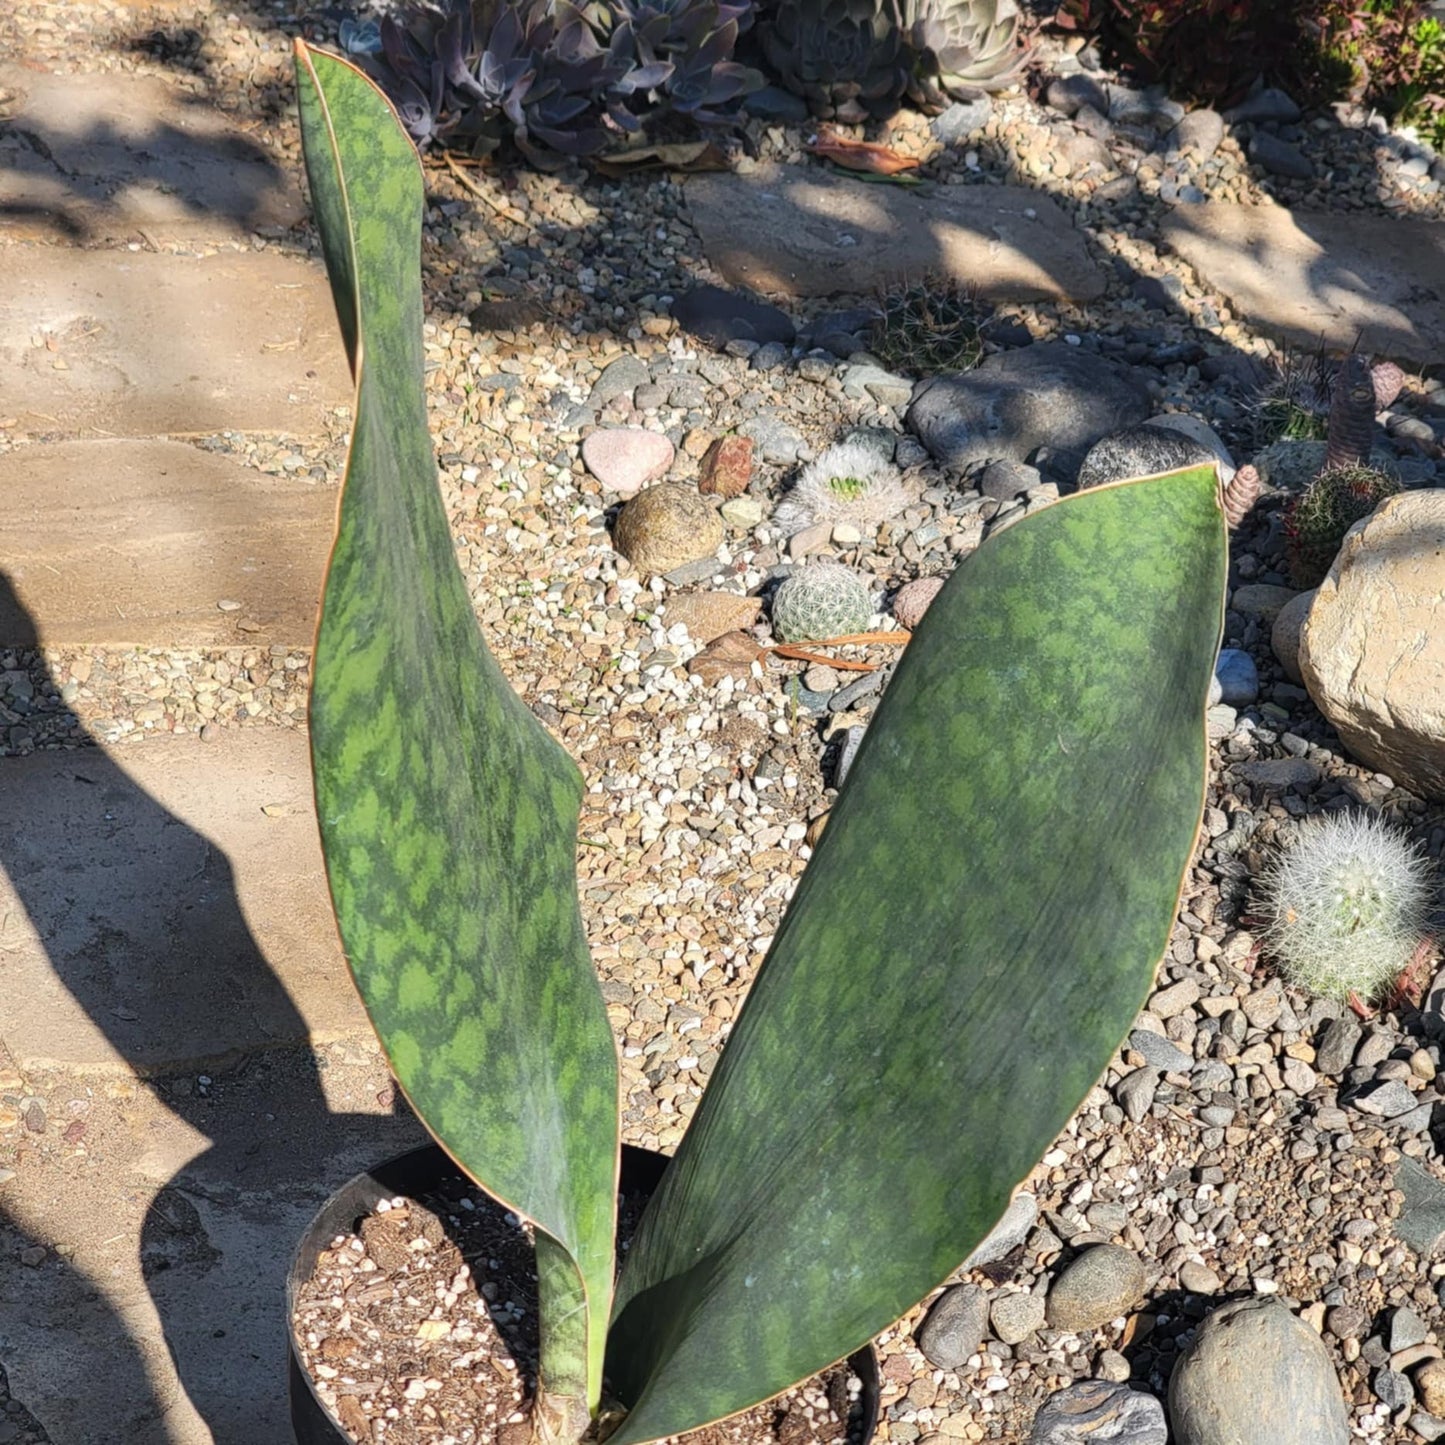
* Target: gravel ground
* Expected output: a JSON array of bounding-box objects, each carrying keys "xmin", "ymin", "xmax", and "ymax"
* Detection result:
[{"xmin": 4, "ymin": 1, "xmax": 1445, "ymax": 1441}]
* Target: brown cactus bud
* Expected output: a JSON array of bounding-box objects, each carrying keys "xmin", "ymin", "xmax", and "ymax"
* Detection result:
[
  {"xmin": 1323, "ymin": 354, "xmax": 1378, "ymax": 474},
  {"xmin": 1222, "ymin": 464, "xmax": 1261, "ymax": 530},
  {"xmin": 1371, "ymin": 361, "xmax": 1405, "ymax": 411}
]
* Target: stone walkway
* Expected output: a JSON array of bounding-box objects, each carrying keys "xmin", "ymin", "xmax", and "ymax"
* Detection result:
[
  {"xmin": 0, "ymin": 7, "xmax": 1443, "ymax": 1445},
  {"xmin": 0, "ymin": 35, "xmax": 399, "ymax": 1445}
]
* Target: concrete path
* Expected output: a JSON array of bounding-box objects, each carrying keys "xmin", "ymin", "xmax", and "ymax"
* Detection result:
[
  {"xmin": 0, "ymin": 53, "xmax": 383, "ymax": 1445},
  {"xmin": 0, "ymin": 440, "xmax": 336, "ymax": 648},
  {"xmin": 1162, "ymin": 202, "xmax": 1445, "ymax": 367},
  {"xmin": 688, "ymin": 164, "xmax": 1107, "ymax": 301}
]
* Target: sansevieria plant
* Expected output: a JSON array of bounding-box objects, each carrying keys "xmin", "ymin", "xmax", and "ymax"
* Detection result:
[{"xmin": 294, "ymin": 41, "xmax": 1228, "ymax": 1445}]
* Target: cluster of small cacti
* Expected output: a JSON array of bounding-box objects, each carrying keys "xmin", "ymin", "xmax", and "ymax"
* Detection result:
[
  {"xmin": 1248, "ymin": 350, "xmax": 1405, "ymax": 455},
  {"xmin": 1283, "ymin": 463, "xmax": 1401, "ymax": 588},
  {"xmin": 1257, "ymin": 812, "xmax": 1435, "ymax": 1005},
  {"xmin": 770, "ymin": 561, "xmax": 873, "ymax": 643},
  {"xmin": 773, "ymin": 439, "xmax": 910, "ymax": 536},
  {"xmin": 869, "ymin": 277, "xmax": 986, "ymax": 377}
]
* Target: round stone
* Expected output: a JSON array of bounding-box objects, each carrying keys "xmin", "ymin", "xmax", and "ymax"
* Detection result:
[
  {"xmin": 916, "ymin": 1283, "xmax": 987, "ymax": 1369},
  {"xmin": 613, "ymin": 485, "xmax": 724, "ymax": 577},
  {"xmin": 990, "ymin": 1290, "xmax": 1046, "ymax": 1345},
  {"xmin": 1047, "ymin": 1245, "xmax": 1148, "ymax": 1332},
  {"xmin": 581, "ymin": 427, "xmax": 675, "ymax": 497},
  {"xmin": 1169, "ymin": 1298, "xmax": 1349, "ymax": 1445},
  {"xmin": 1415, "ymin": 1358, "xmax": 1445, "ymax": 1415}
]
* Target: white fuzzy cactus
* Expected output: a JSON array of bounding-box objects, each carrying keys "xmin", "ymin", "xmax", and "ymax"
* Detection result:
[
  {"xmin": 773, "ymin": 439, "xmax": 909, "ymax": 536},
  {"xmin": 1257, "ymin": 812, "xmax": 1435, "ymax": 1003},
  {"xmin": 770, "ymin": 562, "xmax": 873, "ymax": 644}
]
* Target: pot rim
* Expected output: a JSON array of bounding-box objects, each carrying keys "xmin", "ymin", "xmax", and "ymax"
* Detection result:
[{"xmin": 286, "ymin": 1142, "xmax": 882, "ymax": 1445}]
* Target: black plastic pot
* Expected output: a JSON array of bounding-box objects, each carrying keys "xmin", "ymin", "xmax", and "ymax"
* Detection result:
[{"xmin": 287, "ymin": 1143, "xmax": 880, "ymax": 1445}]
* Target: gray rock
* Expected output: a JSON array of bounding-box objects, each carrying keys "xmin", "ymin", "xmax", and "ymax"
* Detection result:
[
  {"xmin": 1166, "ymin": 108, "xmax": 1225, "ymax": 160},
  {"xmin": 1389, "ymin": 1306, "xmax": 1428, "ymax": 1353},
  {"xmin": 1076, "ymin": 423, "xmax": 1215, "ymax": 491},
  {"xmin": 1235, "ymin": 757, "xmax": 1320, "ymax": 790},
  {"xmin": 739, "ymin": 412, "xmax": 806, "ymax": 465},
  {"xmin": 1422, "ymin": 967, "xmax": 1445, "ymax": 1040},
  {"xmin": 1349, "ymin": 1079, "xmax": 1418, "ymax": 1118},
  {"xmin": 991, "ymin": 1290, "xmax": 1046, "ymax": 1345},
  {"xmin": 1169, "ymin": 1298, "xmax": 1349, "ymax": 1445},
  {"xmin": 1214, "ymin": 649, "xmax": 1259, "ymax": 707},
  {"xmin": 1046, "ymin": 74, "xmax": 1109, "ymax": 119},
  {"xmin": 1129, "ymin": 1030, "xmax": 1193, "ymax": 1073},
  {"xmin": 1107, "ymin": 84, "xmax": 1183, "ymax": 130},
  {"xmin": 932, "ymin": 97, "xmax": 993, "ymax": 144},
  {"xmin": 1250, "ymin": 132, "xmax": 1314, "ymax": 180},
  {"xmin": 1142, "ymin": 413, "xmax": 1235, "ymax": 482},
  {"xmin": 1223, "ymin": 88, "xmax": 1302, "ymax": 124},
  {"xmin": 916, "ymin": 1284, "xmax": 988, "ymax": 1369},
  {"xmin": 965, "ymin": 1192, "xmax": 1039, "ymax": 1269},
  {"xmin": 671, "ymin": 284, "xmax": 795, "ymax": 348},
  {"xmin": 909, "ymin": 344, "xmax": 1150, "ymax": 475},
  {"xmin": 978, "ymin": 459, "xmax": 1042, "ymax": 501},
  {"xmin": 588, "ymin": 354, "xmax": 650, "ymax": 407},
  {"xmin": 1047, "ymin": 1245, "xmax": 1148, "ymax": 1331},
  {"xmin": 749, "ymin": 341, "xmax": 790, "ymax": 372},
  {"xmin": 1410, "ymin": 1414, "xmax": 1445, "ymax": 1443},
  {"xmin": 1376, "ymin": 1367, "xmax": 1415, "ymax": 1412},
  {"xmin": 834, "ymin": 725, "xmax": 866, "ymax": 790},
  {"xmin": 1393, "ymin": 1157, "xmax": 1445, "ymax": 1256},
  {"xmin": 1116, "ymin": 1068, "xmax": 1159, "ymax": 1123},
  {"xmin": 740, "ymin": 84, "xmax": 809, "ymax": 123},
  {"xmin": 1030, "ymin": 1382, "xmax": 1167, "ymax": 1445}
]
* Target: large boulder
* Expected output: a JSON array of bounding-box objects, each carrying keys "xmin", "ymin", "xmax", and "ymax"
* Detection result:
[
  {"xmin": 1169, "ymin": 1298, "xmax": 1348, "ymax": 1445},
  {"xmin": 1299, "ymin": 490, "xmax": 1445, "ymax": 799},
  {"xmin": 907, "ymin": 343, "xmax": 1151, "ymax": 476}
]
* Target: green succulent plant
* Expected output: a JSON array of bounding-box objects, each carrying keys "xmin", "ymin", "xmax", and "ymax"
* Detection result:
[
  {"xmin": 757, "ymin": 0, "xmax": 1025, "ymax": 122},
  {"xmin": 295, "ymin": 42, "xmax": 1227, "ymax": 1445},
  {"xmin": 1283, "ymin": 464, "xmax": 1401, "ymax": 589}
]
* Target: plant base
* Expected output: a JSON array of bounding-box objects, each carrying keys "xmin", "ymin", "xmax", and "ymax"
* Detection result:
[{"xmin": 288, "ymin": 1145, "xmax": 880, "ymax": 1445}]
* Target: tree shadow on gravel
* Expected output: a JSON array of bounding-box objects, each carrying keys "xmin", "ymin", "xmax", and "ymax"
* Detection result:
[{"xmin": 0, "ymin": 572, "xmax": 422, "ymax": 1444}]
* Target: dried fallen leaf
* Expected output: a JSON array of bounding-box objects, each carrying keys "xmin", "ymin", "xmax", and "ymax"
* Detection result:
[
  {"xmin": 806, "ymin": 127, "xmax": 920, "ymax": 176},
  {"xmin": 594, "ymin": 140, "xmax": 731, "ymax": 176},
  {"xmin": 689, "ymin": 630, "xmax": 763, "ymax": 686}
]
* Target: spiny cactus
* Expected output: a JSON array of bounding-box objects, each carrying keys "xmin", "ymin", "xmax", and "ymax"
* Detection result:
[
  {"xmin": 1283, "ymin": 464, "xmax": 1401, "ymax": 588},
  {"xmin": 770, "ymin": 560, "xmax": 873, "ymax": 642},
  {"xmin": 1250, "ymin": 349, "xmax": 1333, "ymax": 449},
  {"xmin": 870, "ymin": 276, "xmax": 986, "ymax": 377},
  {"xmin": 773, "ymin": 438, "xmax": 910, "ymax": 535},
  {"xmin": 1257, "ymin": 812, "xmax": 1435, "ymax": 1005}
]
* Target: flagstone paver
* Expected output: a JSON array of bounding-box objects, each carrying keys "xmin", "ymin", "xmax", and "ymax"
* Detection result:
[
  {"xmin": 686, "ymin": 164, "xmax": 1107, "ymax": 301},
  {"xmin": 1161, "ymin": 203, "xmax": 1445, "ymax": 367},
  {"xmin": 0, "ymin": 247, "xmax": 351, "ymax": 435},
  {"xmin": 0, "ymin": 439, "xmax": 336, "ymax": 648},
  {"xmin": 0, "ymin": 63, "xmax": 307, "ymax": 244},
  {"xmin": 0, "ymin": 1041, "xmax": 421, "ymax": 1445},
  {"xmin": 0, "ymin": 728, "xmax": 368, "ymax": 1074}
]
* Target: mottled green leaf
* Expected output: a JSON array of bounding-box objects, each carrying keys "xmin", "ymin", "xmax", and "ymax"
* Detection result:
[
  {"xmin": 294, "ymin": 44, "xmax": 618, "ymax": 1411},
  {"xmin": 607, "ymin": 466, "xmax": 1227, "ymax": 1443}
]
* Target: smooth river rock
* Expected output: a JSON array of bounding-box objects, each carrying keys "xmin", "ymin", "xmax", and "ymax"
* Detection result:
[{"xmin": 1168, "ymin": 1298, "xmax": 1349, "ymax": 1445}]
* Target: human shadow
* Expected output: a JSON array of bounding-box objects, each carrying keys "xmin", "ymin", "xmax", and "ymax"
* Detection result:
[{"xmin": 0, "ymin": 572, "xmax": 422, "ymax": 1443}]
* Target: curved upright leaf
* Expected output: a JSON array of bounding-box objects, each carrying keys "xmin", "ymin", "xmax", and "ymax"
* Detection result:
[
  {"xmin": 294, "ymin": 44, "xmax": 618, "ymax": 1414},
  {"xmin": 607, "ymin": 467, "xmax": 1227, "ymax": 1444}
]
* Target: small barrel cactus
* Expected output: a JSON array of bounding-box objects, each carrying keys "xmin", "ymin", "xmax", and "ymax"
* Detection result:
[
  {"xmin": 771, "ymin": 561, "xmax": 873, "ymax": 643},
  {"xmin": 1283, "ymin": 464, "xmax": 1401, "ymax": 588},
  {"xmin": 1258, "ymin": 812, "xmax": 1435, "ymax": 1005}
]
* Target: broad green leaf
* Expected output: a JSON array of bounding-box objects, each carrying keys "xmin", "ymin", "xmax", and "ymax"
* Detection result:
[
  {"xmin": 607, "ymin": 466, "xmax": 1227, "ymax": 1444},
  {"xmin": 294, "ymin": 44, "xmax": 619, "ymax": 1410}
]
